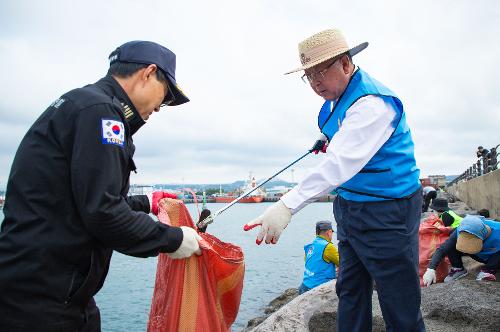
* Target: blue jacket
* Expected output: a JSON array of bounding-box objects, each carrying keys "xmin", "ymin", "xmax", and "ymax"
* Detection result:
[
  {"xmin": 477, "ymin": 220, "xmax": 500, "ymax": 261},
  {"xmin": 318, "ymin": 68, "xmax": 420, "ymax": 201},
  {"xmin": 303, "ymin": 237, "xmax": 336, "ymax": 289}
]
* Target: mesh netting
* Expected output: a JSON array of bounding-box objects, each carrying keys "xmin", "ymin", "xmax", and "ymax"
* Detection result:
[
  {"xmin": 148, "ymin": 198, "xmax": 244, "ymax": 332},
  {"xmin": 418, "ymin": 214, "xmax": 452, "ymax": 287}
]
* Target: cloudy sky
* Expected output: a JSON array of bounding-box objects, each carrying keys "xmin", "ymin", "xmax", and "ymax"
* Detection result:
[{"xmin": 0, "ymin": 0, "xmax": 499, "ymax": 189}]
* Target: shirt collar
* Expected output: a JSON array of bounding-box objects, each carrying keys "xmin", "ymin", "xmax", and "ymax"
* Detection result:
[
  {"xmin": 317, "ymin": 235, "xmax": 332, "ymax": 243},
  {"xmin": 95, "ymin": 75, "xmax": 145, "ymax": 135}
]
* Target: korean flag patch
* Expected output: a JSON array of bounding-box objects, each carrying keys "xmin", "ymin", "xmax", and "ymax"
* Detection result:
[{"xmin": 101, "ymin": 119, "xmax": 125, "ymax": 147}]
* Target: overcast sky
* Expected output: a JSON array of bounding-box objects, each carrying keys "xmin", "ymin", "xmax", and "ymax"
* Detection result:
[{"xmin": 0, "ymin": 0, "xmax": 499, "ymax": 189}]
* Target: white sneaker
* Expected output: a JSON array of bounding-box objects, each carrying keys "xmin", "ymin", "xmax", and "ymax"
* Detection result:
[
  {"xmin": 444, "ymin": 267, "xmax": 468, "ymax": 282},
  {"xmin": 476, "ymin": 270, "xmax": 496, "ymax": 281}
]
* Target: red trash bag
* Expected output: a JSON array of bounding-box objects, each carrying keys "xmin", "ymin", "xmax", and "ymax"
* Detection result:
[
  {"xmin": 418, "ymin": 214, "xmax": 453, "ymax": 287},
  {"xmin": 147, "ymin": 198, "xmax": 244, "ymax": 332}
]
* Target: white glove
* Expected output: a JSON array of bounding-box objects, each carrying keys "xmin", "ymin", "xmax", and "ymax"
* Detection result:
[
  {"xmin": 423, "ymin": 268, "xmax": 436, "ymax": 287},
  {"xmin": 243, "ymin": 200, "xmax": 292, "ymax": 245},
  {"xmin": 167, "ymin": 226, "xmax": 202, "ymax": 259}
]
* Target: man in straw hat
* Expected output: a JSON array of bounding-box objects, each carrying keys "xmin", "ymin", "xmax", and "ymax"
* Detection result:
[
  {"xmin": 0, "ymin": 41, "xmax": 201, "ymax": 331},
  {"xmin": 423, "ymin": 215, "xmax": 500, "ymax": 286},
  {"xmin": 245, "ymin": 28, "xmax": 424, "ymax": 331}
]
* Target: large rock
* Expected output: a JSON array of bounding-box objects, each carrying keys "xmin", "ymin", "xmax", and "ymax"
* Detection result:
[{"xmin": 244, "ymin": 259, "xmax": 500, "ymax": 332}]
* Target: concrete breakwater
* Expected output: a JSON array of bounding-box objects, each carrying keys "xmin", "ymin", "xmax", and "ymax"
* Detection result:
[
  {"xmin": 243, "ymin": 198, "xmax": 500, "ymax": 331},
  {"xmin": 447, "ymin": 168, "xmax": 500, "ymax": 219}
]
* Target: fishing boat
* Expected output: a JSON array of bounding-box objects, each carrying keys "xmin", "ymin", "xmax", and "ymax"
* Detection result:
[{"xmin": 215, "ymin": 175, "xmax": 265, "ymax": 203}]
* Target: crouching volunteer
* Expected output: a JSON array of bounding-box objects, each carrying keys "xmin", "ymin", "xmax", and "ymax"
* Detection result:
[
  {"xmin": 0, "ymin": 41, "xmax": 202, "ymax": 331},
  {"xmin": 299, "ymin": 221, "xmax": 339, "ymax": 294},
  {"xmin": 431, "ymin": 198, "xmax": 463, "ymax": 228},
  {"xmin": 423, "ymin": 215, "xmax": 500, "ymax": 286},
  {"xmin": 244, "ymin": 28, "xmax": 425, "ymax": 331}
]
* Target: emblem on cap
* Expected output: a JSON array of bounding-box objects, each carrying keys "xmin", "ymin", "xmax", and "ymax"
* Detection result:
[{"xmin": 300, "ymin": 53, "xmax": 311, "ymax": 65}]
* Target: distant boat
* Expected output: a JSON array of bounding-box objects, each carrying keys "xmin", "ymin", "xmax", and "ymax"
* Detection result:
[
  {"xmin": 215, "ymin": 174, "xmax": 265, "ymax": 203},
  {"xmin": 215, "ymin": 195, "xmax": 264, "ymax": 203}
]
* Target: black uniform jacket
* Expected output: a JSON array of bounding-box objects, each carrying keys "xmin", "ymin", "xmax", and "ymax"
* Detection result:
[{"xmin": 0, "ymin": 76, "xmax": 183, "ymax": 331}]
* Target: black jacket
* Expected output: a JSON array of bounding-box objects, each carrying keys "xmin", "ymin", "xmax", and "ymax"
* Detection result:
[{"xmin": 0, "ymin": 76, "xmax": 183, "ymax": 331}]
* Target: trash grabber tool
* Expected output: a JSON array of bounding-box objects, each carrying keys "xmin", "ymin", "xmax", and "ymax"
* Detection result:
[{"xmin": 196, "ymin": 139, "xmax": 327, "ymax": 229}]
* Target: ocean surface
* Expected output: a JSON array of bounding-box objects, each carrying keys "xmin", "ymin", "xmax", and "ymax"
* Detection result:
[{"xmin": 0, "ymin": 202, "xmax": 337, "ymax": 331}]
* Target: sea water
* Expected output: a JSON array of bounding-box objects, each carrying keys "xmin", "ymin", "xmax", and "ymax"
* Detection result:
[{"xmin": 0, "ymin": 202, "xmax": 337, "ymax": 331}]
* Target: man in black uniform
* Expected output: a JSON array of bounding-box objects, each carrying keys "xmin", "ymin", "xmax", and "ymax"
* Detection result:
[{"xmin": 0, "ymin": 41, "xmax": 202, "ymax": 331}]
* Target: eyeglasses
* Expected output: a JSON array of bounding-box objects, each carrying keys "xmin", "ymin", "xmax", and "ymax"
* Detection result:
[
  {"xmin": 160, "ymin": 80, "xmax": 176, "ymax": 107},
  {"xmin": 301, "ymin": 59, "xmax": 339, "ymax": 84}
]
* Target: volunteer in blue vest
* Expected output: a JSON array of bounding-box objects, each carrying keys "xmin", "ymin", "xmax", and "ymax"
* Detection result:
[
  {"xmin": 299, "ymin": 221, "xmax": 339, "ymax": 294},
  {"xmin": 244, "ymin": 28, "xmax": 425, "ymax": 331},
  {"xmin": 423, "ymin": 215, "xmax": 500, "ymax": 286}
]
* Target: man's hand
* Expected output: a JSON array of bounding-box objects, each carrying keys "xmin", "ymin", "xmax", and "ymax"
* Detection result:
[
  {"xmin": 243, "ymin": 200, "xmax": 292, "ymax": 245},
  {"xmin": 150, "ymin": 191, "xmax": 177, "ymax": 215},
  {"xmin": 423, "ymin": 268, "xmax": 436, "ymax": 287},
  {"xmin": 310, "ymin": 133, "xmax": 328, "ymax": 154},
  {"xmin": 167, "ymin": 226, "xmax": 202, "ymax": 259}
]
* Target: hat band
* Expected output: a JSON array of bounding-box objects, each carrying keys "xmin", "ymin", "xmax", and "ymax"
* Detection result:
[{"xmin": 300, "ymin": 39, "xmax": 350, "ymax": 66}]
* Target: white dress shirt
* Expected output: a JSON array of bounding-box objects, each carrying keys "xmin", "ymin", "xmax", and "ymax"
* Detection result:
[
  {"xmin": 281, "ymin": 95, "xmax": 398, "ymax": 214},
  {"xmin": 422, "ymin": 186, "xmax": 436, "ymax": 195}
]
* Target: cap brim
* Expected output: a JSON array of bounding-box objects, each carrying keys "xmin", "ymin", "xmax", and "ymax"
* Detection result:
[
  {"xmin": 164, "ymin": 74, "xmax": 189, "ymax": 106},
  {"xmin": 284, "ymin": 41, "xmax": 369, "ymax": 75},
  {"xmin": 430, "ymin": 204, "xmax": 449, "ymax": 211}
]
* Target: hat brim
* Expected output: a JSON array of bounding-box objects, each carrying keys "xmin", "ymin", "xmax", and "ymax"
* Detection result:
[
  {"xmin": 456, "ymin": 232, "xmax": 482, "ymax": 254},
  {"xmin": 164, "ymin": 74, "xmax": 189, "ymax": 106},
  {"xmin": 430, "ymin": 204, "xmax": 449, "ymax": 211},
  {"xmin": 284, "ymin": 41, "xmax": 369, "ymax": 75}
]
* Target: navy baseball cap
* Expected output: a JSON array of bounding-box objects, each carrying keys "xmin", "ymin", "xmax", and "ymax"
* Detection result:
[
  {"xmin": 108, "ymin": 40, "xmax": 189, "ymax": 106},
  {"xmin": 316, "ymin": 220, "xmax": 333, "ymax": 231}
]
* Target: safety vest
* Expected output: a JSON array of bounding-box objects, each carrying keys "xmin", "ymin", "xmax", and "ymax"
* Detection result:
[
  {"xmin": 303, "ymin": 237, "xmax": 336, "ymax": 289},
  {"xmin": 318, "ymin": 68, "xmax": 420, "ymax": 201},
  {"xmin": 440, "ymin": 210, "xmax": 463, "ymax": 228},
  {"xmin": 476, "ymin": 220, "xmax": 500, "ymax": 261}
]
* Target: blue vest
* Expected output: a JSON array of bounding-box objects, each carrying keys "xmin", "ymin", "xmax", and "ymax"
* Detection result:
[
  {"xmin": 303, "ymin": 237, "xmax": 336, "ymax": 289},
  {"xmin": 318, "ymin": 68, "xmax": 420, "ymax": 201},
  {"xmin": 476, "ymin": 220, "xmax": 500, "ymax": 261}
]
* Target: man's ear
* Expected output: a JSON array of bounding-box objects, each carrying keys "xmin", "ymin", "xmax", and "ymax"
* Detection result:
[{"xmin": 143, "ymin": 64, "xmax": 158, "ymax": 80}]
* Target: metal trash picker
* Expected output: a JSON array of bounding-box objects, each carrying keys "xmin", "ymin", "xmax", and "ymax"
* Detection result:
[{"xmin": 196, "ymin": 138, "xmax": 327, "ymax": 229}]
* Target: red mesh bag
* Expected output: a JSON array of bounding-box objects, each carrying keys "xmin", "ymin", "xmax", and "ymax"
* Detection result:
[
  {"xmin": 418, "ymin": 214, "xmax": 453, "ymax": 287},
  {"xmin": 147, "ymin": 198, "xmax": 244, "ymax": 332}
]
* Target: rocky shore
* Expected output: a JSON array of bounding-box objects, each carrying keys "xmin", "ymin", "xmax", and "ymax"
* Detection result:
[{"xmin": 242, "ymin": 198, "xmax": 500, "ymax": 331}]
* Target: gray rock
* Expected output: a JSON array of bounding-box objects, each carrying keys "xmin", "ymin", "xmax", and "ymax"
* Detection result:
[
  {"xmin": 264, "ymin": 288, "xmax": 299, "ymax": 314},
  {"xmin": 244, "ymin": 288, "xmax": 299, "ymax": 330},
  {"xmin": 244, "ymin": 257, "xmax": 500, "ymax": 332}
]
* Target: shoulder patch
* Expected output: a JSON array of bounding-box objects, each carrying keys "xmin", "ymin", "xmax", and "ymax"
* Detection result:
[{"xmin": 101, "ymin": 119, "xmax": 125, "ymax": 147}]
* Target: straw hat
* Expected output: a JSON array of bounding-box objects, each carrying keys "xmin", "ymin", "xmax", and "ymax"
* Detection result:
[
  {"xmin": 285, "ymin": 28, "xmax": 368, "ymax": 75},
  {"xmin": 456, "ymin": 232, "xmax": 483, "ymax": 254},
  {"xmin": 456, "ymin": 216, "xmax": 489, "ymax": 254}
]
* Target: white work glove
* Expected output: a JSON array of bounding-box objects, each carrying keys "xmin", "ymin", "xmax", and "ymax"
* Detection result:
[
  {"xmin": 243, "ymin": 200, "xmax": 292, "ymax": 245},
  {"xmin": 167, "ymin": 226, "xmax": 202, "ymax": 259},
  {"xmin": 423, "ymin": 268, "xmax": 436, "ymax": 287}
]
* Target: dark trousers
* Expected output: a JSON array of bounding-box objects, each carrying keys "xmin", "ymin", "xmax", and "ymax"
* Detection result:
[
  {"xmin": 79, "ymin": 298, "xmax": 101, "ymax": 332},
  {"xmin": 448, "ymin": 247, "xmax": 500, "ymax": 272},
  {"xmin": 298, "ymin": 282, "xmax": 311, "ymax": 295},
  {"xmin": 422, "ymin": 190, "xmax": 437, "ymax": 212},
  {"xmin": 333, "ymin": 189, "xmax": 425, "ymax": 332}
]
